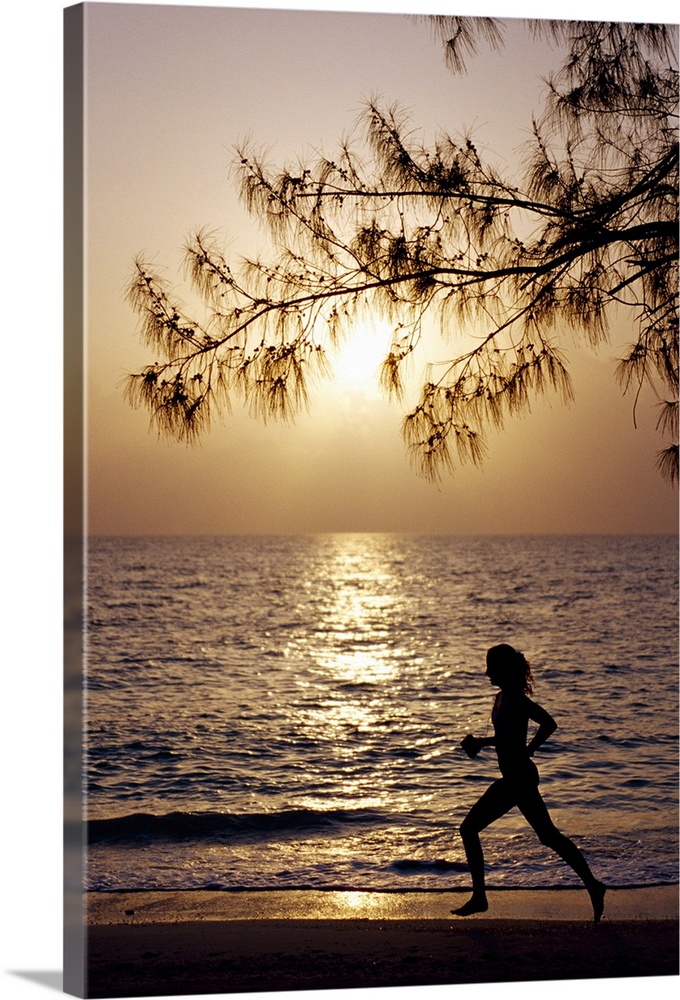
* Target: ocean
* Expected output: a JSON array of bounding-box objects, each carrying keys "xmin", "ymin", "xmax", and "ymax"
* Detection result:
[{"xmin": 84, "ymin": 534, "xmax": 678, "ymax": 893}]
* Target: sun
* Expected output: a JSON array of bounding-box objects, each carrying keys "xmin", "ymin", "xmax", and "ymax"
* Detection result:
[{"xmin": 330, "ymin": 318, "xmax": 392, "ymax": 398}]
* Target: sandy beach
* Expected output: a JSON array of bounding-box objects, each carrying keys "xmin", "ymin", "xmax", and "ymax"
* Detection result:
[{"xmin": 81, "ymin": 887, "xmax": 679, "ymax": 997}]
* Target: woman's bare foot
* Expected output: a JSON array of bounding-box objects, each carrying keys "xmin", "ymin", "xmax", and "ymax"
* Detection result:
[
  {"xmin": 451, "ymin": 894, "xmax": 488, "ymax": 916},
  {"xmin": 589, "ymin": 880, "xmax": 606, "ymax": 924}
]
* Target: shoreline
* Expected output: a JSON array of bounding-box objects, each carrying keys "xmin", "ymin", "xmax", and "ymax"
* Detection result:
[
  {"xmin": 86, "ymin": 884, "xmax": 679, "ymax": 924},
  {"xmin": 80, "ymin": 887, "xmax": 679, "ymax": 997}
]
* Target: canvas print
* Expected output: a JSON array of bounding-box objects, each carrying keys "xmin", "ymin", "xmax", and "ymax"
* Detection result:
[{"xmin": 64, "ymin": 2, "xmax": 679, "ymax": 997}]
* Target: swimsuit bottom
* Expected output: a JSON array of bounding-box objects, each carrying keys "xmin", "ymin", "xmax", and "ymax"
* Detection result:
[{"xmin": 498, "ymin": 758, "xmax": 540, "ymax": 790}]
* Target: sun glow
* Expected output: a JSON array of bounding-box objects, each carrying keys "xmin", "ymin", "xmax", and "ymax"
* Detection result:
[{"xmin": 329, "ymin": 318, "xmax": 392, "ymax": 397}]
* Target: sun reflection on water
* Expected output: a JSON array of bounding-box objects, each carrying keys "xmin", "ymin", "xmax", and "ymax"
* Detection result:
[
  {"xmin": 339, "ymin": 890, "xmax": 381, "ymax": 912},
  {"xmin": 281, "ymin": 535, "xmax": 420, "ymax": 810},
  {"xmin": 308, "ymin": 536, "xmax": 406, "ymax": 686}
]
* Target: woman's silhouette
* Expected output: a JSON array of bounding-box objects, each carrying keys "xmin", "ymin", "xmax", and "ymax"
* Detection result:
[{"xmin": 453, "ymin": 643, "xmax": 606, "ymax": 922}]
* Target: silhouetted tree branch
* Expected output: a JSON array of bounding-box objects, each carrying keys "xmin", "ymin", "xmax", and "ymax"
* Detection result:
[{"xmin": 126, "ymin": 16, "xmax": 678, "ymax": 483}]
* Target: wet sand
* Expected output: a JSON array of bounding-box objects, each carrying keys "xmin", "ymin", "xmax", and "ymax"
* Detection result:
[{"xmin": 83, "ymin": 887, "xmax": 678, "ymax": 998}]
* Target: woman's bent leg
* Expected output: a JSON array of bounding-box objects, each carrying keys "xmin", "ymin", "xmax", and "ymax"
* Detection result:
[
  {"xmin": 452, "ymin": 779, "xmax": 515, "ymax": 916},
  {"xmin": 517, "ymin": 785, "xmax": 606, "ymax": 922}
]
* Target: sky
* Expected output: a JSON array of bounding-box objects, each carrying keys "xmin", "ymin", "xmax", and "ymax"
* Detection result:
[
  {"xmin": 80, "ymin": 0, "xmax": 678, "ymax": 536},
  {"xmin": 1, "ymin": 2, "xmax": 678, "ymax": 999}
]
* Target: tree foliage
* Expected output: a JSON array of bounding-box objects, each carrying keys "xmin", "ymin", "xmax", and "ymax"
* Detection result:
[{"xmin": 126, "ymin": 16, "xmax": 679, "ymax": 483}]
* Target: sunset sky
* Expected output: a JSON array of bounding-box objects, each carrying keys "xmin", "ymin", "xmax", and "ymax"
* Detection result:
[{"xmin": 81, "ymin": 1, "xmax": 678, "ymax": 536}]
